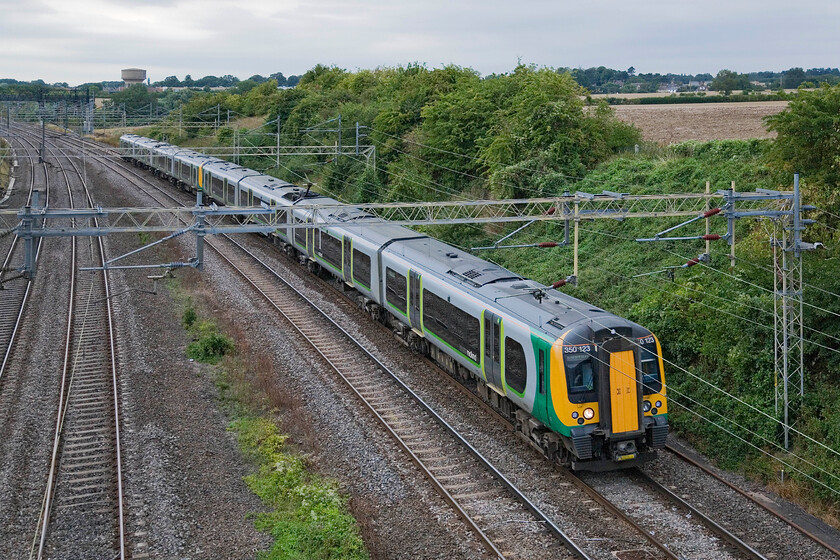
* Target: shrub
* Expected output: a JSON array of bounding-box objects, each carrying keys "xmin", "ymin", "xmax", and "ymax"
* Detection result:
[{"xmin": 187, "ymin": 331, "xmax": 234, "ymax": 364}]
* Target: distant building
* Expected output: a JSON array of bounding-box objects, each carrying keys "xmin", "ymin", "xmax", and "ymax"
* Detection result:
[{"xmin": 121, "ymin": 68, "xmax": 147, "ymax": 89}]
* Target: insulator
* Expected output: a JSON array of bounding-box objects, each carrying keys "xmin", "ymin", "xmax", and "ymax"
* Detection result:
[
  {"xmin": 684, "ymin": 258, "xmax": 700, "ymax": 267},
  {"xmin": 537, "ymin": 241, "xmax": 559, "ymax": 248},
  {"xmin": 703, "ymin": 207, "xmax": 722, "ymax": 217},
  {"xmin": 701, "ymin": 234, "xmax": 721, "ymax": 240},
  {"xmin": 551, "ymin": 279, "xmax": 567, "ymax": 289},
  {"xmin": 543, "ymin": 206, "xmax": 556, "ymax": 215}
]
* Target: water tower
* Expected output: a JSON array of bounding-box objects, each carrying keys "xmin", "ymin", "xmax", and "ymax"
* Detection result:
[{"xmin": 121, "ymin": 68, "xmax": 147, "ymax": 88}]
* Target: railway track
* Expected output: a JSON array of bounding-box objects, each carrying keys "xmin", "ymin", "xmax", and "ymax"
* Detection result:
[
  {"xmin": 663, "ymin": 443, "xmax": 840, "ymax": 558},
  {"xmin": 59, "ymin": 134, "xmax": 595, "ymax": 558},
  {"xmin": 35, "ymin": 129, "xmax": 840, "ymax": 559},
  {"xmin": 6, "ymin": 126, "xmax": 126, "ymax": 559},
  {"xmin": 214, "ymin": 233, "xmax": 593, "ymax": 560},
  {"xmin": 35, "ymin": 132, "xmax": 589, "ymax": 558},
  {"xmin": 0, "ymin": 134, "xmax": 41, "ymax": 380}
]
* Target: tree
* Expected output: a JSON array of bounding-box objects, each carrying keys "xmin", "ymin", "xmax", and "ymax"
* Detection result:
[
  {"xmin": 160, "ymin": 75, "xmax": 180, "ymax": 87},
  {"xmin": 765, "ymin": 83, "xmax": 840, "ymax": 193},
  {"xmin": 220, "ymin": 74, "xmax": 239, "ymax": 87},
  {"xmin": 110, "ymin": 83, "xmax": 156, "ymax": 112},
  {"xmin": 627, "ymin": 66, "xmax": 636, "ymax": 77},
  {"xmin": 782, "ymin": 67, "xmax": 806, "ymax": 89},
  {"xmin": 711, "ymin": 69, "xmax": 739, "ymax": 95},
  {"xmin": 269, "ymin": 72, "xmax": 287, "ymax": 86},
  {"xmin": 234, "ymin": 79, "xmax": 259, "ymax": 94}
]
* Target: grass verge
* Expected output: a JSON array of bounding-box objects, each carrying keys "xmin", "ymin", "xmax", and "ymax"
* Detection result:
[
  {"xmin": 0, "ymin": 138, "xmax": 10, "ymax": 195},
  {"xmin": 178, "ymin": 290, "xmax": 369, "ymax": 559}
]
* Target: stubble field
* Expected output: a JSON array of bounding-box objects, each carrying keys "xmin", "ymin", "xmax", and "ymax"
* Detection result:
[{"xmin": 611, "ymin": 101, "xmax": 789, "ymax": 145}]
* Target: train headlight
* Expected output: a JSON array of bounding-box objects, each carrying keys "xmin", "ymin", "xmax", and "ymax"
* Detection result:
[
  {"xmin": 583, "ymin": 408, "xmax": 595, "ymax": 420},
  {"xmin": 571, "ymin": 412, "xmax": 579, "ymax": 419},
  {"xmin": 651, "ymin": 408, "xmax": 658, "ymax": 415},
  {"xmin": 643, "ymin": 400, "xmax": 652, "ymax": 412},
  {"xmin": 655, "ymin": 400, "xmax": 662, "ymax": 408}
]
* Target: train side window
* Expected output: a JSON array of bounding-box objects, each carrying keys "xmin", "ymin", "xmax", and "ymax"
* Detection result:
[
  {"xmin": 385, "ymin": 267, "xmax": 407, "ymax": 315},
  {"xmin": 211, "ymin": 176, "xmax": 223, "ymax": 198},
  {"xmin": 505, "ymin": 337, "xmax": 527, "ymax": 394},
  {"xmin": 422, "ymin": 289, "xmax": 480, "ymax": 364},
  {"xmin": 639, "ymin": 347, "xmax": 662, "ymax": 394},
  {"xmin": 319, "ymin": 231, "xmax": 342, "ymax": 269},
  {"xmin": 294, "ymin": 217, "xmax": 307, "ymax": 247},
  {"xmin": 352, "ymin": 249, "xmax": 371, "ymax": 289},
  {"xmin": 538, "ymin": 349, "xmax": 545, "ymax": 394}
]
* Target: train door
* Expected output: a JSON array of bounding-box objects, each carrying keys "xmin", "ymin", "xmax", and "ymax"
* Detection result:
[
  {"xmin": 484, "ymin": 312, "xmax": 503, "ymax": 390},
  {"xmin": 409, "ymin": 270, "xmax": 422, "ymax": 331},
  {"xmin": 343, "ymin": 237, "xmax": 352, "ymax": 283},
  {"xmin": 602, "ymin": 346, "xmax": 640, "ymax": 435},
  {"xmin": 538, "ymin": 345, "xmax": 549, "ymax": 420}
]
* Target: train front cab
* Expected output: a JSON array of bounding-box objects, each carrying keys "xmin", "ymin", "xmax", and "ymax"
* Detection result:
[{"xmin": 550, "ymin": 326, "xmax": 668, "ymax": 471}]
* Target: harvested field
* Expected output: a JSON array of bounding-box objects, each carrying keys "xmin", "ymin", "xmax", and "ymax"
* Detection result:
[{"xmin": 612, "ymin": 101, "xmax": 789, "ymax": 145}]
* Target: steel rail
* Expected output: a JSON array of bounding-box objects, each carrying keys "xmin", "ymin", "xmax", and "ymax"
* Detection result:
[
  {"xmin": 665, "ymin": 444, "xmax": 840, "ymax": 558},
  {"xmin": 58, "ymin": 139, "xmax": 589, "ymax": 559},
  {"xmin": 214, "ymin": 232, "xmax": 590, "ymax": 560},
  {"xmin": 633, "ymin": 469, "xmax": 767, "ymax": 560},
  {"xmin": 46, "ymin": 130, "xmax": 832, "ymax": 560},
  {"xmin": 61, "ymin": 129, "xmax": 126, "ymax": 560},
  {"xmin": 0, "ymin": 131, "xmax": 47, "ymax": 379},
  {"xmin": 32, "ymin": 136, "xmax": 78, "ymax": 560},
  {"xmin": 15, "ymin": 125, "xmax": 126, "ymax": 560}
]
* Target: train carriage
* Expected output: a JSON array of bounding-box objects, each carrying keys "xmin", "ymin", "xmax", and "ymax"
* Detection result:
[{"xmin": 119, "ymin": 133, "xmax": 669, "ymax": 471}]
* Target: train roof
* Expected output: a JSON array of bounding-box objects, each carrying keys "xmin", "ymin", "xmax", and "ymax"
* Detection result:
[
  {"xmin": 389, "ymin": 237, "xmax": 643, "ymax": 339},
  {"xmin": 119, "ymin": 134, "xmax": 646, "ymax": 340}
]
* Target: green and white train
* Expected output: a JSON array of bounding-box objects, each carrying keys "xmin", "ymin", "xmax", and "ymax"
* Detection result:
[{"xmin": 121, "ymin": 134, "xmax": 669, "ymax": 471}]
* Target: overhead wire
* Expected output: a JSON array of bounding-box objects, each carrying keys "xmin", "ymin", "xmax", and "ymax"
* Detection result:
[
  {"xmin": 369, "ymin": 126, "xmax": 727, "ymax": 196},
  {"xmin": 585, "ymin": 313, "xmax": 840, "ymax": 462},
  {"xmin": 576, "ymin": 339, "xmax": 840, "ymax": 495},
  {"xmin": 577, "ymin": 224, "xmax": 840, "ymax": 322},
  {"xmin": 286, "ymin": 138, "xmax": 840, "ymax": 467}
]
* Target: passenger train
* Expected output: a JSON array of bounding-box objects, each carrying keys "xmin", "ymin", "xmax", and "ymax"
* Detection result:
[{"xmin": 120, "ymin": 133, "xmax": 668, "ymax": 471}]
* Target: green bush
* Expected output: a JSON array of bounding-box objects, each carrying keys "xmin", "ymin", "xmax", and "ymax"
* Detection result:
[
  {"xmin": 187, "ymin": 331, "xmax": 234, "ymax": 364},
  {"xmin": 230, "ymin": 417, "xmax": 368, "ymax": 560},
  {"xmin": 182, "ymin": 302, "xmax": 197, "ymax": 329}
]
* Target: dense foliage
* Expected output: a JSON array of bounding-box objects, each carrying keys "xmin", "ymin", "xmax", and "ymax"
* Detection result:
[
  {"xmin": 144, "ymin": 64, "xmax": 839, "ymax": 515},
  {"xmin": 766, "ymin": 83, "xmax": 840, "ymax": 204},
  {"xmin": 482, "ymin": 139, "xmax": 839, "ymax": 512}
]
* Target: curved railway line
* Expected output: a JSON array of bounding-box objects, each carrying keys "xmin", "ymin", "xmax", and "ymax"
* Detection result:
[
  {"xmin": 3, "ymin": 127, "xmax": 125, "ymax": 559},
  {"xmin": 0, "ymin": 134, "xmax": 43, "ymax": 380},
  {"xmin": 5, "ymin": 125, "xmax": 838, "ymax": 559},
  {"xmin": 41, "ymin": 128, "xmax": 588, "ymax": 559}
]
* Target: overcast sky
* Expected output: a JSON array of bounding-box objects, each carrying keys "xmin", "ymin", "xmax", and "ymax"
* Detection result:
[{"xmin": 1, "ymin": 0, "xmax": 838, "ymax": 85}]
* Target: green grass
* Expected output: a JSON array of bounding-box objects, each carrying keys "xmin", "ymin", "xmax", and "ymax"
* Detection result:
[
  {"xmin": 175, "ymin": 284, "xmax": 370, "ymax": 559},
  {"xmin": 185, "ymin": 317, "xmax": 234, "ymax": 365},
  {"xmin": 231, "ymin": 417, "xmax": 368, "ymax": 560}
]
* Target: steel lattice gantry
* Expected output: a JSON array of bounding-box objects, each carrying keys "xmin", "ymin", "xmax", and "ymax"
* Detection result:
[
  {"xmin": 0, "ymin": 183, "xmax": 818, "ymax": 447},
  {"xmin": 0, "ymin": 187, "xmax": 802, "ymax": 277}
]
